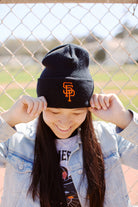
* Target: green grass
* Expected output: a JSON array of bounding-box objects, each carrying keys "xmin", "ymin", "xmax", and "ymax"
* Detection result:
[
  {"xmin": 0, "ymin": 89, "xmax": 37, "ymax": 110},
  {"xmin": 0, "ymin": 65, "xmax": 41, "ymax": 83},
  {"xmin": 91, "ymin": 65, "xmax": 138, "ymax": 82},
  {"xmin": 0, "ymin": 64, "xmax": 137, "ymax": 112},
  {"xmin": 118, "ymin": 94, "xmax": 138, "ymax": 111}
]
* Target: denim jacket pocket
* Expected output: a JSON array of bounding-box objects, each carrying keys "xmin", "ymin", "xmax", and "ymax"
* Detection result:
[
  {"xmin": 6, "ymin": 154, "xmax": 40, "ymax": 207},
  {"xmin": 7, "ymin": 153, "xmax": 33, "ymax": 173},
  {"xmin": 104, "ymin": 152, "xmax": 120, "ymax": 170},
  {"xmin": 3, "ymin": 154, "xmax": 34, "ymax": 207}
]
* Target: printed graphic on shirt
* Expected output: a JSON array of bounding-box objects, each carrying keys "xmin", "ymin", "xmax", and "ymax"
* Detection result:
[
  {"xmin": 58, "ymin": 150, "xmax": 71, "ymax": 161},
  {"xmin": 61, "ymin": 166, "xmax": 81, "ymax": 207}
]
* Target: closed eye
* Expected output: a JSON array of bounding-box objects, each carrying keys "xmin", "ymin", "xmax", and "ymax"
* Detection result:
[
  {"xmin": 73, "ymin": 112, "xmax": 83, "ymax": 115},
  {"xmin": 51, "ymin": 111, "xmax": 60, "ymax": 114},
  {"xmin": 47, "ymin": 109, "xmax": 60, "ymax": 114}
]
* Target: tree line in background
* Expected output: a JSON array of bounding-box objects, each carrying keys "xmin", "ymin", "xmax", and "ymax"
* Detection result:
[{"xmin": 0, "ymin": 26, "xmax": 138, "ymax": 64}]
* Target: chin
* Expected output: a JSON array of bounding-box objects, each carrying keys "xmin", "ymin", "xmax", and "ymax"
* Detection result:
[{"xmin": 55, "ymin": 133, "xmax": 72, "ymax": 139}]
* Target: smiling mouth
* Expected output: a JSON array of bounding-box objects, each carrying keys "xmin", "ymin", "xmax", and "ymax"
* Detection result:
[{"xmin": 55, "ymin": 124, "xmax": 71, "ymax": 133}]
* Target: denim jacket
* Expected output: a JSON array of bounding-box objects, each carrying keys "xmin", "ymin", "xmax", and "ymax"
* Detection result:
[{"xmin": 0, "ymin": 111, "xmax": 138, "ymax": 207}]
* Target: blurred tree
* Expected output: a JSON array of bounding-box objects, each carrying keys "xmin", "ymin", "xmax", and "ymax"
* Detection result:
[{"xmin": 94, "ymin": 48, "xmax": 106, "ymax": 63}]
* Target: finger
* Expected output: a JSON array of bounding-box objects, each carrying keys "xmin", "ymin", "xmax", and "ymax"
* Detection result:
[
  {"xmin": 21, "ymin": 96, "xmax": 34, "ymax": 114},
  {"xmin": 31, "ymin": 97, "xmax": 47, "ymax": 117},
  {"xmin": 104, "ymin": 96, "xmax": 110, "ymax": 108},
  {"xmin": 39, "ymin": 96, "xmax": 47, "ymax": 110},
  {"xmin": 92, "ymin": 94, "xmax": 101, "ymax": 110},
  {"xmin": 98, "ymin": 95, "xmax": 108, "ymax": 110},
  {"xmin": 36, "ymin": 100, "xmax": 44, "ymax": 115},
  {"xmin": 36, "ymin": 98, "xmax": 46, "ymax": 115},
  {"xmin": 29, "ymin": 99, "xmax": 40, "ymax": 116}
]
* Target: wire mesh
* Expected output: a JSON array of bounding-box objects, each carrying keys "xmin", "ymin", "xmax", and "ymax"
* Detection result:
[{"xmin": 0, "ymin": 2, "xmax": 138, "ymax": 205}]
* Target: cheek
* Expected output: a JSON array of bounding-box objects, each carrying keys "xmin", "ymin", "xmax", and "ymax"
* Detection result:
[
  {"xmin": 42, "ymin": 111, "xmax": 53, "ymax": 125},
  {"xmin": 75, "ymin": 113, "xmax": 87, "ymax": 126}
]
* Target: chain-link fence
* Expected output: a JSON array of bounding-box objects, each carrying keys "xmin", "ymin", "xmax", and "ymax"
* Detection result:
[{"xmin": 0, "ymin": 1, "xmax": 138, "ymax": 205}]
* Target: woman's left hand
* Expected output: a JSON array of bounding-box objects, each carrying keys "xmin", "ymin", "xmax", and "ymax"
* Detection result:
[{"xmin": 89, "ymin": 93, "xmax": 132, "ymax": 129}]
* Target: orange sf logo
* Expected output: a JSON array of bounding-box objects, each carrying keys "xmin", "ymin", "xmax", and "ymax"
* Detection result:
[{"xmin": 63, "ymin": 82, "xmax": 75, "ymax": 102}]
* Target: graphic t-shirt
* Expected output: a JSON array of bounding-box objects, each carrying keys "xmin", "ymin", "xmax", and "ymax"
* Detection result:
[{"xmin": 56, "ymin": 135, "xmax": 81, "ymax": 207}]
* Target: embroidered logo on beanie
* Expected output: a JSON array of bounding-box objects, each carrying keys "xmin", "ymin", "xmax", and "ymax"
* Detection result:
[{"xmin": 63, "ymin": 82, "xmax": 75, "ymax": 102}]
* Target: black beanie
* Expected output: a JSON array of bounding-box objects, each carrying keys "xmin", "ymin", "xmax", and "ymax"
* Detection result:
[{"xmin": 37, "ymin": 44, "xmax": 94, "ymax": 108}]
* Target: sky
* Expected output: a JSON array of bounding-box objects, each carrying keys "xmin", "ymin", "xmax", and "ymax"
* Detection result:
[{"xmin": 0, "ymin": 3, "xmax": 138, "ymax": 42}]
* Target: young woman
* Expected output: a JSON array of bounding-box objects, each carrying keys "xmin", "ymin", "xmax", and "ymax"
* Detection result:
[{"xmin": 0, "ymin": 44, "xmax": 137, "ymax": 207}]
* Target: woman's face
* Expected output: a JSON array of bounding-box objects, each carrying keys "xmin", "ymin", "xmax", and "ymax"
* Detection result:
[{"xmin": 43, "ymin": 107, "xmax": 88, "ymax": 139}]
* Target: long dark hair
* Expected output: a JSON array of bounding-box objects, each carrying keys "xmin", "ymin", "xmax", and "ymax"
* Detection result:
[{"xmin": 28, "ymin": 111, "xmax": 105, "ymax": 207}]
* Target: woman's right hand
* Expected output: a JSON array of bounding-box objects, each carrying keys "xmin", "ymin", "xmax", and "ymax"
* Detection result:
[{"xmin": 1, "ymin": 95, "xmax": 47, "ymax": 127}]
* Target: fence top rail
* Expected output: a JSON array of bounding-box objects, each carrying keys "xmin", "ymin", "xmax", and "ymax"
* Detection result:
[{"xmin": 0, "ymin": 0, "xmax": 138, "ymax": 3}]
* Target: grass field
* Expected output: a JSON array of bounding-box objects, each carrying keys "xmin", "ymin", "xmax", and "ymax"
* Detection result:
[{"xmin": 0, "ymin": 64, "xmax": 138, "ymax": 112}]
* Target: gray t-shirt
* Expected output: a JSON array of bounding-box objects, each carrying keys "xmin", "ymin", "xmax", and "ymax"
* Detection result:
[{"xmin": 56, "ymin": 135, "xmax": 81, "ymax": 207}]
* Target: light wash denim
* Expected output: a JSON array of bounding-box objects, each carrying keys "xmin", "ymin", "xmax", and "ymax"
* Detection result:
[{"xmin": 0, "ymin": 111, "xmax": 137, "ymax": 207}]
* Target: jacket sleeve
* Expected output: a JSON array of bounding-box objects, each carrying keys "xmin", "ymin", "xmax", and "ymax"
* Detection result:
[
  {"xmin": 0, "ymin": 116, "xmax": 16, "ymax": 167},
  {"xmin": 116, "ymin": 111, "xmax": 138, "ymax": 169}
]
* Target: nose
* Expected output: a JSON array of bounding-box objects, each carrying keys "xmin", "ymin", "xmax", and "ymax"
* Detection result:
[{"xmin": 58, "ymin": 114, "xmax": 72, "ymax": 126}]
